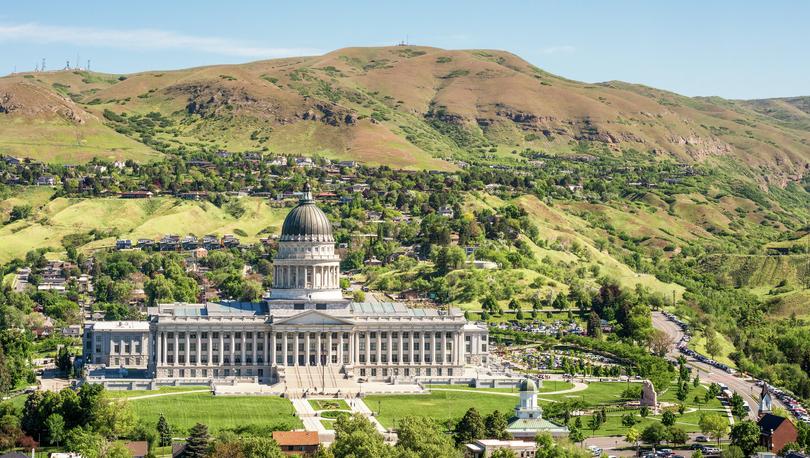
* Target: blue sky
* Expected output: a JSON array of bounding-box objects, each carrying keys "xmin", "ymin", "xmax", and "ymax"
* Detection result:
[{"xmin": 0, "ymin": 1, "xmax": 807, "ymax": 99}]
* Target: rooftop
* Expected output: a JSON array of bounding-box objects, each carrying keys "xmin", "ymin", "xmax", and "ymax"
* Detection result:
[
  {"xmin": 90, "ymin": 321, "xmax": 150, "ymax": 331},
  {"xmin": 272, "ymin": 431, "xmax": 319, "ymax": 446}
]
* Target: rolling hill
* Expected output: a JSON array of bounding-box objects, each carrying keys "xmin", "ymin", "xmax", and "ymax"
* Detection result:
[{"xmin": 1, "ymin": 46, "xmax": 809, "ymax": 181}]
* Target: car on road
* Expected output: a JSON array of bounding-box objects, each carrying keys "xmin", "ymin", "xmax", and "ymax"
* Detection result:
[{"xmin": 694, "ymin": 435, "xmax": 709, "ymax": 442}]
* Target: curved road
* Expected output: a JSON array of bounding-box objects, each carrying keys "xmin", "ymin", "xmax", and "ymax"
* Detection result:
[{"xmin": 652, "ymin": 311, "xmax": 774, "ymax": 421}]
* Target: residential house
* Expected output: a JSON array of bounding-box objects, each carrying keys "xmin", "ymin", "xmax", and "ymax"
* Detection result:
[
  {"xmin": 272, "ymin": 431, "xmax": 320, "ymax": 457},
  {"xmin": 120, "ymin": 191, "xmax": 153, "ymax": 199},
  {"xmin": 116, "ymin": 239, "xmax": 133, "ymax": 250},
  {"xmin": 758, "ymin": 414, "xmax": 798, "ymax": 453},
  {"xmin": 36, "ymin": 175, "xmax": 56, "ymax": 186}
]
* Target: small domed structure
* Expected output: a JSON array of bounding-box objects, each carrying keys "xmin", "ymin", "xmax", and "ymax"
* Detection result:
[
  {"xmin": 518, "ymin": 378, "xmax": 538, "ymax": 393},
  {"xmin": 280, "ymin": 183, "xmax": 334, "ymax": 242}
]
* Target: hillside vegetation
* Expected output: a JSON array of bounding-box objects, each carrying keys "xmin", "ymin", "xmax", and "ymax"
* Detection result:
[{"xmin": 0, "ymin": 46, "xmax": 808, "ymax": 183}]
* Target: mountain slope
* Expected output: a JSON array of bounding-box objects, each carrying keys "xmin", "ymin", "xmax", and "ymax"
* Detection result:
[{"xmin": 1, "ymin": 46, "xmax": 808, "ymax": 180}]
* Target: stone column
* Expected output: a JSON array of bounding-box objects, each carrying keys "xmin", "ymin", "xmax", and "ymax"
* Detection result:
[
  {"xmin": 156, "ymin": 332, "xmax": 162, "ymax": 366},
  {"xmin": 241, "ymin": 332, "xmax": 246, "ymax": 365},
  {"xmin": 441, "ymin": 331, "xmax": 447, "ymax": 365},
  {"xmin": 431, "ymin": 331, "xmax": 436, "ymax": 365},
  {"xmin": 398, "ymin": 333, "xmax": 403, "ymax": 365},
  {"xmin": 174, "ymin": 332, "xmax": 179, "ymax": 367},
  {"xmin": 420, "ymin": 332, "xmax": 426, "ymax": 365},
  {"xmin": 265, "ymin": 332, "xmax": 270, "ymax": 366},
  {"xmin": 208, "ymin": 330, "xmax": 213, "ymax": 366},
  {"xmin": 327, "ymin": 332, "xmax": 333, "ymax": 365},
  {"xmin": 387, "ymin": 331, "xmax": 392, "ymax": 366},
  {"xmin": 376, "ymin": 332, "xmax": 382, "ymax": 366},
  {"xmin": 196, "ymin": 332, "xmax": 201, "ymax": 366},
  {"xmin": 219, "ymin": 332, "xmax": 224, "ymax": 366},
  {"xmin": 316, "ymin": 332, "xmax": 321, "ymax": 366},
  {"xmin": 230, "ymin": 332, "xmax": 235, "ymax": 366},
  {"xmin": 294, "ymin": 332, "xmax": 299, "ymax": 366},
  {"xmin": 305, "ymin": 332, "xmax": 311, "ymax": 366},
  {"xmin": 162, "ymin": 332, "xmax": 167, "ymax": 366},
  {"xmin": 282, "ymin": 332, "xmax": 288, "ymax": 366},
  {"xmin": 365, "ymin": 332, "xmax": 371, "ymax": 366},
  {"xmin": 338, "ymin": 333, "xmax": 343, "ymax": 365},
  {"xmin": 252, "ymin": 332, "xmax": 257, "ymax": 365}
]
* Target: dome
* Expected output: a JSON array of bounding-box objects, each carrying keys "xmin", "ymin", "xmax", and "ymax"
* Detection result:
[
  {"xmin": 518, "ymin": 378, "xmax": 537, "ymax": 393},
  {"xmin": 280, "ymin": 184, "xmax": 334, "ymax": 242}
]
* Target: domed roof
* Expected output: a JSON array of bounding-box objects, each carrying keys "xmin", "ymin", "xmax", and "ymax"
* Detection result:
[
  {"xmin": 518, "ymin": 378, "xmax": 538, "ymax": 393},
  {"xmin": 280, "ymin": 184, "xmax": 334, "ymax": 242}
]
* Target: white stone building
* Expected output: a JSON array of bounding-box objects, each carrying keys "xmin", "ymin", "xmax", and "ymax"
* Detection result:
[{"xmin": 84, "ymin": 185, "xmax": 488, "ymax": 386}]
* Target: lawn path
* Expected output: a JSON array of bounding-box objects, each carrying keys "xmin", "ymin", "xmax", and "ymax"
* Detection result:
[
  {"xmin": 123, "ymin": 389, "xmax": 211, "ymax": 401},
  {"xmin": 428, "ymin": 381, "xmax": 588, "ymax": 399}
]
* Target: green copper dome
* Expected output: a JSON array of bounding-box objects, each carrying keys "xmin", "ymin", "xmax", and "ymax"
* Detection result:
[{"xmin": 280, "ymin": 184, "xmax": 334, "ymax": 242}]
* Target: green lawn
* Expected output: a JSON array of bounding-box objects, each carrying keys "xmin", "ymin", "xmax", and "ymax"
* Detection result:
[
  {"xmin": 365, "ymin": 390, "xmax": 517, "ymax": 429},
  {"xmin": 320, "ymin": 419, "xmax": 336, "ymax": 430},
  {"xmin": 123, "ymin": 393, "xmax": 301, "ymax": 434},
  {"xmin": 107, "ymin": 385, "xmax": 210, "ymax": 398},
  {"xmin": 309, "ymin": 399, "xmax": 350, "ymax": 411},
  {"xmin": 426, "ymin": 380, "xmax": 574, "ymax": 394}
]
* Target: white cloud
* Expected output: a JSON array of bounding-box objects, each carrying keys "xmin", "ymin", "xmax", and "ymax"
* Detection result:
[
  {"xmin": 539, "ymin": 45, "xmax": 575, "ymax": 55},
  {"xmin": 0, "ymin": 22, "xmax": 320, "ymax": 58}
]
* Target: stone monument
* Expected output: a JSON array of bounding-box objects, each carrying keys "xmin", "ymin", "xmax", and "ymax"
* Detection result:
[{"xmin": 640, "ymin": 380, "xmax": 658, "ymax": 412}]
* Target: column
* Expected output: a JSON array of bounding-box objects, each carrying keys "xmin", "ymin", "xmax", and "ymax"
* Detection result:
[
  {"xmin": 431, "ymin": 331, "xmax": 436, "ymax": 365},
  {"xmin": 316, "ymin": 332, "xmax": 322, "ymax": 366},
  {"xmin": 252, "ymin": 332, "xmax": 257, "ymax": 365},
  {"xmin": 162, "ymin": 332, "xmax": 167, "ymax": 366},
  {"xmin": 230, "ymin": 332, "xmax": 235, "ymax": 366},
  {"xmin": 156, "ymin": 332, "xmax": 162, "ymax": 366},
  {"xmin": 207, "ymin": 330, "xmax": 213, "ymax": 366},
  {"xmin": 219, "ymin": 332, "xmax": 224, "ymax": 366},
  {"xmin": 293, "ymin": 332, "xmax": 299, "ymax": 366},
  {"xmin": 305, "ymin": 333, "xmax": 311, "ymax": 366},
  {"xmin": 441, "ymin": 330, "xmax": 447, "ymax": 365},
  {"xmin": 196, "ymin": 332, "xmax": 201, "ymax": 366},
  {"xmin": 328, "ymin": 332, "xmax": 333, "ymax": 365},
  {"xmin": 376, "ymin": 332, "xmax": 382, "ymax": 366},
  {"xmin": 282, "ymin": 332, "xmax": 288, "ymax": 366},
  {"xmin": 265, "ymin": 332, "xmax": 270, "ymax": 366},
  {"xmin": 241, "ymin": 332, "xmax": 246, "ymax": 366},
  {"xmin": 398, "ymin": 333, "xmax": 403, "ymax": 365},
  {"xmin": 387, "ymin": 332, "xmax": 392, "ymax": 366},
  {"xmin": 174, "ymin": 332, "xmax": 179, "ymax": 366},
  {"xmin": 365, "ymin": 332, "xmax": 370, "ymax": 366},
  {"xmin": 338, "ymin": 333, "xmax": 343, "ymax": 365},
  {"xmin": 420, "ymin": 332, "xmax": 425, "ymax": 365}
]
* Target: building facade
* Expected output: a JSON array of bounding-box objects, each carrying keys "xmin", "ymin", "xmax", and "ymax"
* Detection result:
[{"xmin": 84, "ymin": 186, "xmax": 488, "ymax": 384}]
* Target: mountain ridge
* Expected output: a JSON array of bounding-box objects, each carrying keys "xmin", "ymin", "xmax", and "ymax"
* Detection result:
[{"xmin": 1, "ymin": 46, "xmax": 808, "ymax": 184}]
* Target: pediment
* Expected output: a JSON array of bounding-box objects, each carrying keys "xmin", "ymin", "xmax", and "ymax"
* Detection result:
[{"xmin": 273, "ymin": 309, "xmax": 354, "ymax": 326}]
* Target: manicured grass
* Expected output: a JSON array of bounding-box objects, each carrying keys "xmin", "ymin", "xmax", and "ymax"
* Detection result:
[
  {"xmin": 320, "ymin": 410, "xmax": 351, "ymax": 419},
  {"xmin": 365, "ymin": 390, "xmax": 517, "ymax": 429},
  {"xmin": 309, "ymin": 399, "xmax": 350, "ymax": 411},
  {"xmin": 426, "ymin": 380, "xmax": 574, "ymax": 394},
  {"xmin": 123, "ymin": 393, "xmax": 301, "ymax": 434},
  {"xmin": 107, "ymin": 385, "xmax": 210, "ymax": 398},
  {"xmin": 689, "ymin": 333, "xmax": 737, "ymax": 369},
  {"xmin": 320, "ymin": 419, "xmax": 336, "ymax": 429}
]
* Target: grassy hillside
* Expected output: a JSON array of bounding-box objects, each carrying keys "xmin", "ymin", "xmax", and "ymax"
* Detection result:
[
  {"xmin": 1, "ymin": 47, "xmax": 808, "ymax": 180},
  {"xmin": 0, "ymin": 191, "xmax": 289, "ymax": 264}
]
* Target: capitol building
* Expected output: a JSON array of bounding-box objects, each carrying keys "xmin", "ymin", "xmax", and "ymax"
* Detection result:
[{"xmin": 83, "ymin": 186, "xmax": 489, "ymax": 388}]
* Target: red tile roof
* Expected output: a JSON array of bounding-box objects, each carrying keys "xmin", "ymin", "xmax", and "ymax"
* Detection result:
[{"xmin": 272, "ymin": 431, "xmax": 320, "ymax": 446}]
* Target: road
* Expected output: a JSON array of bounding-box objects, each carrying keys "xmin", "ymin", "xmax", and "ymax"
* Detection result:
[{"xmin": 652, "ymin": 312, "xmax": 774, "ymax": 421}]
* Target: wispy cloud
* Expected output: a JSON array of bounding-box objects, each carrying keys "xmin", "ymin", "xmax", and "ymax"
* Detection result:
[
  {"xmin": 0, "ymin": 22, "xmax": 320, "ymax": 58},
  {"xmin": 539, "ymin": 45, "xmax": 575, "ymax": 55}
]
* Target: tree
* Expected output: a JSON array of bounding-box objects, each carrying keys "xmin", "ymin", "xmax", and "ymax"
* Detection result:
[
  {"xmin": 586, "ymin": 312, "xmax": 603, "ymax": 339},
  {"xmin": 484, "ymin": 410, "xmax": 511, "ymax": 440},
  {"xmin": 56, "ymin": 346, "xmax": 72, "ymax": 375},
  {"xmin": 568, "ymin": 426, "xmax": 584, "ymax": 447},
  {"xmin": 454, "ymin": 408, "xmax": 486, "ymax": 445},
  {"xmin": 621, "ymin": 413, "xmax": 638, "ymax": 427},
  {"xmin": 722, "ymin": 445, "xmax": 745, "ymax": 458},
  {"xmin": 45, "ymin": 413, "xmax": 65, "ymax": 446},
  {"xmin": 587, "ymin": 413, "xmax": 602, "ymax": 437},
  {"xmin": 640, "ymin": 406, "xmax": 650, "ymax": 418},
  {"xmin": 662, "ymin": 410, "xmax": 676, "ymax": 427},
  {"xmin": 490, "ymin": 449, "xmax": 518, "ymax": 458},
  {"xmin": 669, "ymin": 426, "xmax": 688, "ymax": 446},
  {"xmin": 650, "ymin": 329, "xmax": 675, "ymax": 357},
  {"xmin": 693, "ymin": 450, "xmax": 704, "ymax": 458},
  {"xmin": 705, "ymin": 329, "xmax": 722, "ymax": 361},
  {"xmin": 156, "ymin": 414, "xmax": 172, "ymax": 447},
  {"xmin": 730, "ymin": 393, "xmax": 747, "ymax": 419},
  {"xmin": 625, "ymin": 427, "xmax": 640, "ymax": 456},
  {"xmin": 640, "ymin": 423, "xmax": 670, "ymax": 449},
  {"xmin": 9, "ymin": 204, "xmax": 32, "ymax": 222},
  {"xmin": 699, "ymin": 413, "xmax": 729, "ymax": 447},
  {"xmin": 331, "ymin": 414, "xmax": 391, "ymax": 458},
  {"xmin": 395, "ymin": 416, "xmax": 457, "ymax": 458},
  {"xmin": 352, "ymin": 290, "xmax": 366, "ymax": 303},
  {"xmin": 184, "ymin": 423, "xmax": 210, "ymax": 458},
  {"xmin": 730, "ymin": 420, "xmax": 761, "ymax": 456}
]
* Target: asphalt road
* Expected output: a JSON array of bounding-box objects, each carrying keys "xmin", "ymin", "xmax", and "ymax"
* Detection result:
[{"xmin": 651, "ymin": 311, "xmax": 773, "ymax": 421}]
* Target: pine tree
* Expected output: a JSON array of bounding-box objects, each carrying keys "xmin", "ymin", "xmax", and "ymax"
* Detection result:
[
  {"xmin": 157, "ymin": 414, "xmax": 172, "ymax": 447},
  {"xmin": 184, "ymin": 423, "xmax": 210, "ymax": 458},
  {"xmin": 454, "ymin": 408, "xmax": 486, "ymax": 445}
]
